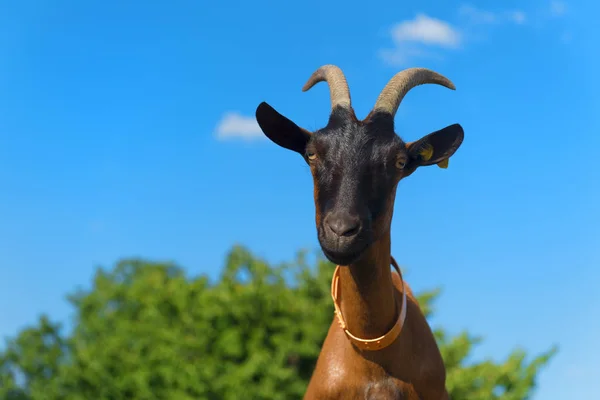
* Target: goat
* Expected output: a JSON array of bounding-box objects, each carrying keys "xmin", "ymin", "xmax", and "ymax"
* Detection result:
[{"xmin": 255, "ymin": 65, "xmax": 464, "ymax": 399}]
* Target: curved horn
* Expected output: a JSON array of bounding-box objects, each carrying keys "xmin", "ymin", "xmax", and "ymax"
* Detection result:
[
  {"xmin": 372, "ymin": 68, "xmax": 456, "ymax": 117},
  {"xmin": 302, "ymin": 65, "xmax": 351, "ymax": 110}
]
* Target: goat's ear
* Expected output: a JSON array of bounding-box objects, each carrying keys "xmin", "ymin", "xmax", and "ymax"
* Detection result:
[
  {"xmin": 255, "ymin": 102, "xmax": 311, "ymax": 155},
  {"xmin": 406, "ymin": 124, "xmax": 464, "ymax": 169}
]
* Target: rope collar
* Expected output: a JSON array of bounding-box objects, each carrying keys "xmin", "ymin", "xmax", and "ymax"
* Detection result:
[{"xmin": 330, "ymin": 256, "xmax": 407, "ymax": 351}]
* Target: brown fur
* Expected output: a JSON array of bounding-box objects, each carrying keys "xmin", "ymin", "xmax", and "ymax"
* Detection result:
[{"xmin": 303, "ymin": 226, "xmax": 448, "ymax": 400}]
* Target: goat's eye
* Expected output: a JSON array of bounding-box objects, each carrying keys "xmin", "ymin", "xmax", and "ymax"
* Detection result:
[
  {"xmin": 395, "ymin": 157, "xmax": 407, "ymax": 169},
  {"xmin": 307, "ymin": 152, "xmax": 317, "ymax": 161}
]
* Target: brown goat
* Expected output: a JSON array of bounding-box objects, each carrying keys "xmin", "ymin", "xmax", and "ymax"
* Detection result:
[{"xmin": 256, "ymin": 65, "xmax": 464, "ymax": 399}]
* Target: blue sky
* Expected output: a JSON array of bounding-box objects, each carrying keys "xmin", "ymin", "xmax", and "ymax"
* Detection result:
[{"xmin": 1, "ymin": 0, "xmax": 598, "ymax": 397}]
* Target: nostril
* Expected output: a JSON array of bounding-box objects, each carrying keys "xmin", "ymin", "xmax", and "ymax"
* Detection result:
[
  {"xmin": 340, "ymin": 223, "xmax": 358, "ymax": 236},
  {"xmin": 342, "ymin": 224, "xmax": 360, "ymax": 237},
  {"xmin": 325, "ymin": 214, "xmax": 361, "ymax": 237}
]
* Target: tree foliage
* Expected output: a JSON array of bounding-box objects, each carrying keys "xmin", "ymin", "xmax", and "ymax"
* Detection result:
[{"xmin": 0, "ymin": 245, "xmax": 555, "ymax": 399}]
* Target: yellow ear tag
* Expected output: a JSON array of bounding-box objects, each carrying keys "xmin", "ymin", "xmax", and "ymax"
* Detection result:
[
  {"xmin": 437, "ymin": 159, "xmax": 449, "ymax": 169},
  {"xmin": 418, "ymin": 144, "xmax": 434, "ymax": 161}
]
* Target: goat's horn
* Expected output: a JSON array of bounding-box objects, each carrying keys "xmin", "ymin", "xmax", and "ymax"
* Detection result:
[
  {"xmin": 372, "ymin": 68, "xmax": 455, "ymax": 117},
  {"xmin": 302, "ymin": 65, "xmax": 351, "ymax": 110}
]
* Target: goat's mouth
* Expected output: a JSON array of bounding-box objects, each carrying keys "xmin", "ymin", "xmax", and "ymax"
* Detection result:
[{"xmin": 320, "ymin": 242, "xmax": 370, "ymax": 266}]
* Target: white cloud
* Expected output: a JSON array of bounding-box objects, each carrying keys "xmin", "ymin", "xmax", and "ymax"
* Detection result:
[
  {"xmin": 458, "ymin": 5, "xmax": 496, "ymax": 24},
  {"xmin": 379, "ymin": 14, "xmax": 460, "ymax": 66},
  {"xmin": 214, "ymin": 112, "xmax": 263, "ymax": 141},
  {"xmin": 378, "ymin": 6, "xmax": 530, "ymax": 67},
  {"xmin": 508, "ymin": 11, "xmax": 527, "ymax": 25},
  {"xmin": 458, "ymin": 5, "xmax": 527, "ymax": 25},
  {"xmin": 378, "ymin": 47, "xmax": 442, "ymax": 67},
  {"xmin": 550, "ymin": 1, "xmax": 567, "ymax": 17},
  {"xmin": 390, "ymin": 14, "xmax": 461, "ymax": 48}
]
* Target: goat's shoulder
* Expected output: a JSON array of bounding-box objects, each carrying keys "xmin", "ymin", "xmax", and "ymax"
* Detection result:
[
  {"xmin": 364, "ymin": 377, "xmax": 419, "ymax": 399},
  {"xmin": 305, "ymin": 376, "xmax": 417, "ymax": 400},
  {"xmin": 390, "ymin": 272, "xmax": 447, "ymax": 398}
]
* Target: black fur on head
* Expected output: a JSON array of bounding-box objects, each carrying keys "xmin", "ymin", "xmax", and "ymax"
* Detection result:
[{"xmin": 256, "ymin": 65, "xmax": 463, "ymax": 266}]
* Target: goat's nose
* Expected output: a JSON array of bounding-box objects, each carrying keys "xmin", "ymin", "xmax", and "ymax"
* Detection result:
[{"xmin": 325, "ymin": 213, "xmax": 361, "ymax": 237}]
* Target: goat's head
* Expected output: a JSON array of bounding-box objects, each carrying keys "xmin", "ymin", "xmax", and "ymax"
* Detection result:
[{"xmin": 256, "ymin": 65, "xmax": 464, "ymax": 266}]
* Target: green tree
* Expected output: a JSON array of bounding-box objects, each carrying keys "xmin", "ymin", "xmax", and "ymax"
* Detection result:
[{"xmin": 0, "ymin": 245, "xmax": 556, "ymax": 399}]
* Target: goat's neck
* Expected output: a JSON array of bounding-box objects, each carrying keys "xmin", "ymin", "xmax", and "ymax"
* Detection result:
[{"xmin": 338, "ymin": 233, "xmax": 398, "ymax": 339}]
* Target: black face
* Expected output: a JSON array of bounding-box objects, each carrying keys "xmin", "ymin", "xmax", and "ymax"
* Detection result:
[
  {"xmin": 305, "ymin": 110, "xmax": 407, "ymax": 265},
  {"xmin": 255, "ymin": 102, "xmax": 464, "ymax": 267}
]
